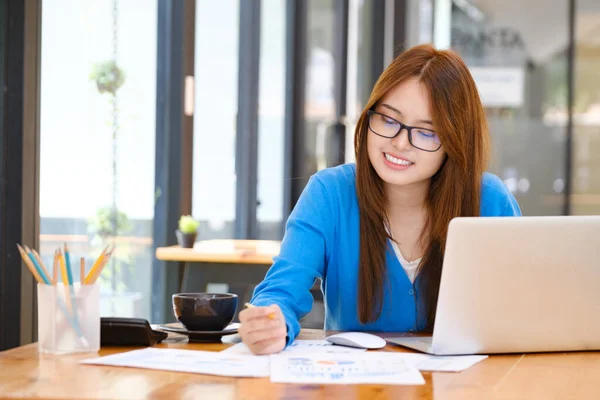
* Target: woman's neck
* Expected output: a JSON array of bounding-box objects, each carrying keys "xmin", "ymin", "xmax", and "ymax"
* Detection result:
[
  {"xmin": 385, "ymin": 180, "xmax": 429, "ymax": 218},
  {"xmin": 385, "ymin": 180, "xmax": 430, "ymax": 261}
]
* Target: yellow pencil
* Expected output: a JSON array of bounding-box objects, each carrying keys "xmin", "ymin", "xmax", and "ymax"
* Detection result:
[
  {"xmin": 58, "ymin": 249, "xmax": 72, "ymax": 312},
  {"xmin": 87, "ymin": 247, "xmax": 110, "ymax": 284},
  {"xmin": 89, "ymin": 246, "xmax": 114, "ymax": 284},
  {"xmin": 244, "ymin": 302, "xmax": 276, "ymax": 320},
  {"xmin": 84, "ymin": 246, "xmax": 109, "ymax": 284},
  {"xmin": 17, "ymin": 245, "xmax": 43, "ymax": 284}
]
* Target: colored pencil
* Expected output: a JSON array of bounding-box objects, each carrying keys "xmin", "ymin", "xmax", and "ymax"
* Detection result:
[
  {"xmin": 89, "ymin": 246, "xmax": 114, "ymax": 284},
  {"xmin": 53, "ymin": 250, "xmax": 59, "ymax": 285},
  {"xmin": 64, "ymin": 243, "xmax": 74, "ymax": 286},
  {"xmin": 85, "ymin": 246, "xmax": 109, "ymax": 284},
  {"xmin": 63, "ymin": 243, "xmax": 79, "ymax": 319},
  {"xmin": 80, "ymin": 257, "xmax": 85, "ymax": 284},
  {"xmin": 18, "ymin": 244, "xmax": 88, "ymax": 347},
  {"xmin": 30, "ymin": 247, "xmax": 51, "ymax": 284},
  {"xmin": 58, "ymin": 246, "xmax": 87, "ymax": 347},
  {"xmin": 244, "ymin": 302, "xmax": 276, "ymax": 320},
  {"xmin": 24, "ymin": 246, "xmax": 50, "ymax": 285},
  {"xmin": 17, "ymin": 244, "xmax": 43, "ymax": 284},
  {"xmin": 58, "ymin": 249, "xmax": 72, "ymax": 312}
]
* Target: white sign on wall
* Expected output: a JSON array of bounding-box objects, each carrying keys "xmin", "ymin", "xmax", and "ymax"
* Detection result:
[{"xmin": 469, "ymin": 67, "xmax": 525, "ymax": 108}]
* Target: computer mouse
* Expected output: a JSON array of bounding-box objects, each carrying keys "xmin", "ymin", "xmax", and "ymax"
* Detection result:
[{"xmin": 325, "ymin": 332, "xmax": 387, "ymax": 349}]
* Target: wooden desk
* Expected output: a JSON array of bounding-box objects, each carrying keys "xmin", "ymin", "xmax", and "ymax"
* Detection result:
[
  {"xmin": 155, "ymin": 239, "xmax": 281, "ymax": 265},
  {"xmin": 155, "ymin": 239, "xmax": 280, "ymax": 294},
  {"xmin": 1, "ymin": 330, "xmax": 599, "ymax": 400}
]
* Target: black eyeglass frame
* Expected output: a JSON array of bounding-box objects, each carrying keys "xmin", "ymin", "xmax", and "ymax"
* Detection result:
[{"xmin": 366, "ymin": 110, "xmax": 442, "ymax": 152}]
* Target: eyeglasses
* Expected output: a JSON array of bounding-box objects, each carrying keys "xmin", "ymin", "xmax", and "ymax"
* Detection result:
[{"xmin": 366, "ymin": 110, "xmax": 442, "ymax": 152}]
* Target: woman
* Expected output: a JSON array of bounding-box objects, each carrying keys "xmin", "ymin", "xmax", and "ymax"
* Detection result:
[{"xmin": 238, "ymin": 44, "xmax": 521, "ymax": 355}]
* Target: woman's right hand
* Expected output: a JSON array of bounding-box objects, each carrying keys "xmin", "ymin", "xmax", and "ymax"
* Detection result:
[{"xmin": 238, "ymin": 304, "xmax": 287, "ymax": 355}]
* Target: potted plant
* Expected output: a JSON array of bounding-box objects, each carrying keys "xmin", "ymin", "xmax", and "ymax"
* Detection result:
[
  {"xmin": 176, "ymin": 215, "xmax": 199, "ymax": 248},
  {"xmin": 90, "ymin": 60, "xmax": 125, "ymax": 95}
]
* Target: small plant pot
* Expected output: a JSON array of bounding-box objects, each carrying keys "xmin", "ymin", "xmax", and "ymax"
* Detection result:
[{"xmin": 175, "ymin": 230, "xmax": 197, "ymax": 249}]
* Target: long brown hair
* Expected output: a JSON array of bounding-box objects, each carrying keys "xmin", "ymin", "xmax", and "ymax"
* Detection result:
[{"xmin": 355, "ymin": 44, "xmax": 490, "ymax": 330}]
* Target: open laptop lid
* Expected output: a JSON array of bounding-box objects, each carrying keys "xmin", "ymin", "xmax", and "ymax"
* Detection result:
[{"xmin": 427, "ymin": 216, "xmax": 600, "ymax": 355}]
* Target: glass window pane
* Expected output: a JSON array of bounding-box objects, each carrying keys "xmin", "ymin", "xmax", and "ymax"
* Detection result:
[
  {"xmin": 192, "ymin": 0, "xmax": 239, "ymax": 239},
  {"xmin": 40, "ymin": 0, "xmax": 157, "ymax": 319},
  {"xmin": 450, "ymin": 0, "xmax": 570, "ymax": 215},
  {"xmin": 572, "ymin": 0, "xmax": 600, "ymax": 214},
  {"xmin": 346, "ymin": 0, "xmax": 375, "ymax": 165},
  {"xmin": 257, "ymin": 0, "xmax": 286, "ymax": 239},
  {"xmin": 302, "ymin": 0, "xmax": 336, "ymax": 184}
]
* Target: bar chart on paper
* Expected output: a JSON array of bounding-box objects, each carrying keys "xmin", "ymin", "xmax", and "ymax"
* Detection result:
[{"xmin": 269, "ymin": 353, "xmax": 425, "ymax": 385}]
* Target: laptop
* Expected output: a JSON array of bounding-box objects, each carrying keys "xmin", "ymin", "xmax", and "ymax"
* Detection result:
[{"xmin": 387, "ymin": 216, "xmax": 600, "ymax": 355}]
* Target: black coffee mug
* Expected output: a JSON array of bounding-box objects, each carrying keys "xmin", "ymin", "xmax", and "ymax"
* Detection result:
[{"xmin": 172, "ymin": 293, "xmax": 238, "ymax": 331}]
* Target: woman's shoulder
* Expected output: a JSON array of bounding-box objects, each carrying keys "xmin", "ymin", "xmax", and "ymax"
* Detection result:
[
  {"xmin": 313, "ymin": 163, "xmax": 356, "ymax": 184},
  {"xmin": 293, "ymin": 163, "xmax": 358, "ymax": 218},
  {"xmin": 481, "ymin": 172, "xmax": 507, "ymax": 193},
  {"xmin": 312, "ymin": 163, "xmax": 357, "ymax": 197},
  {"xmin": 289, "ymin": 164, "xmax": 358, "ymax": 239},
  {"xmin": 480, "ymin": 172, "xmax": 522, "ymax": 216}
]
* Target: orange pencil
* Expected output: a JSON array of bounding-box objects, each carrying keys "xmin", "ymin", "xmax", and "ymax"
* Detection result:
[
  {"xmin": 53, "ymin": 249, "xmax": 59, "ymax": 285},
  {"xmin": 80, "ymin": 257, "xmax": 85, "ymax": 284}
]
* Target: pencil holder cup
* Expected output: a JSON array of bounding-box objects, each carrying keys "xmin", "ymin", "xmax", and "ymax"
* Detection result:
[{"xmin": 37, "ymin": 283, "xmax": 100, "ymax": 354}]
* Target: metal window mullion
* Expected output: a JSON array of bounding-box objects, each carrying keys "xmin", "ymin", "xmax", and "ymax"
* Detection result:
[
  {"xmin": 180, "ymin": 0, "xmax": 195, "ymax": 216},
  {"xmin": 21, "ymin": 0, "xmax": 42, "ymax": 346},
  {"xmin": 370, "ymin": 0, "xmax": 385, "ymax": 88},
  {"xmin": 152, "ymin": 0, "xmax": 186, "ymax": 323},
  {"xmin": 235, "ymin": 0, "xmax": 261, "ymax": 239},
  {"xmin": 331, "ymin": 0, "xmax": 349, "ymax": 167},
  {"xmin": 283, "ymin": 0, "xmax": 308, "ymax": 227},
  {"xmin": 563, "ymin": 0, "xmax": 575, "ymax": 215}
]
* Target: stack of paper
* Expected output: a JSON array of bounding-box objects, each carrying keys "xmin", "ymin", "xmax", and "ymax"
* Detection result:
[
  {"xmin": 81, "ymin": 341, "xmax": 488, "ymax": 385},
  {"xmin": 221, "ymin": 341, "xmax": 487, "ymax": 372}
]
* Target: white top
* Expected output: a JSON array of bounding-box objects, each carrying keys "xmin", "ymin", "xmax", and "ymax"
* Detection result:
[{"xmin": 389, "ymin": 240, "xmax": 421, "ymax": 283}]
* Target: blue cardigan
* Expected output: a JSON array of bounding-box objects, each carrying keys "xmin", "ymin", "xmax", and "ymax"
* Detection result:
[{"xmin": 250, "ymin": 163, "xmax": 521, "ymax": 344}]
